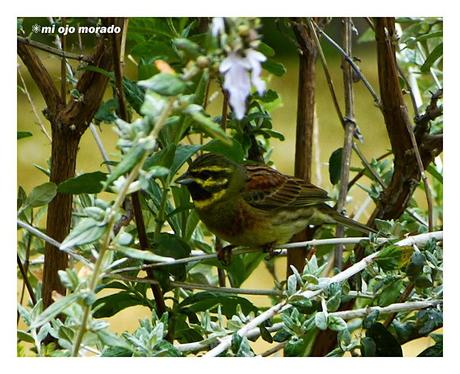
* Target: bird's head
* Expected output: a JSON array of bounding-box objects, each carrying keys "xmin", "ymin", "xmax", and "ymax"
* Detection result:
[{"xmin": 176, "ymin": 153, "xmax": 246, "ymax": 209}]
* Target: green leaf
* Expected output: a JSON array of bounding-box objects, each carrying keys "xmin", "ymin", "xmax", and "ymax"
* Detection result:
[
  {"xmin": 30, "ymin": 293, "xmax": 80, "ymax": 329},
  {"xmin": 362, "ymin": 310, "xmax": 380, "ymax": 329},
  {"xmin": 365, "ymin": 323, "xmax": 403, "ymax": 357},
  {"xmin": 58, "ymin": 172, "xmax": 107, "ymax": 194},
  {"xmin": 152, "ymin": 340, "xmax": 182, "ymax": 357},
  {"xmin": 25, "ymin": 182, "xmax": 57, "ymax": 208},
  {"xmin": 202, "ymin": 139, "xmax": 244, "ymax": 163},
  {"xmin": 360, "ymin": 336, "xmax": 377, "ymax": 356},
  {"xmin": 257, "ymin": 89, "xmax": 279, "ymax": 103},
  {"xmin": 257, "ymin": 42, "xmax": 275, "ymax": 57},
  {"xmin": 97, "ymin": 330, "xmax": 132, "ymax": 350},
  {"xmin": 173, "ymin": 38, "xmax": 201, "ymax": 58},
  {"xmin": 284, "ymin": 335, "xmax": 309, "ymax": 357},
  {"xmin": 94, "ymin": 99, "xmax": 118, "ymax": 123},
  {"xmin": 426, "ymin": 164, "xmax": 443, "ymax": 183},
  {"xmin": 130, "ymin": 40, "xmax": 177, "ymax": 61},
  {"xmin": 17, "ymin": 186, "xmax": 27, "ymax": 210},
  {"xmin": 420, "ymin": 43, "xmax": 443, "ymax": 72},
  {"xmin": 328, "ymin": 147, "xmax": 343, "ymax": 185},
  {"xmin": 170, "ymin": 144, "xmax": 202, "ymax": 176},
  {"xmin": 418, "ymin": 342, "xmax": 443, "ymax": 357},
  {"xmin": 117, "ymin": 246, "xmax": 175, "ymax": 263},
  {"xmin": 315, "ymin": 311, "xmax": 328, "ymax": 330},
  {"xmin": 104, "ymin": 146, "xmax": 146, "ymax": 189},
  {"xmin": 375, "ymin": 245, "xmax": 413, "ymax": 271},
  {"xmin": 17, "ymin": 330, "xmax": 35, "ymax": 344},
  {"xmin": 145, "ymin": 143, "xmax": 176, "ymax": 171},
  {"xmin": 17, "ymin": 131, "xmax": 32, "ymax": 139},
  {"xmin": 405, "ymin": 251, "xmax": 425, "ymax": 278},
  {"xmin": 358, "ymin": 27, "xmax": 375, "ymax": 43},
  {"xmin": 327, "ymin": 315, "xmax": 347, "ymax": 331},
  {"xmin": 123, "ymin": 78, "xmax": 145, "ymax": 114},
  {"xmin": 60, "ymin": 218, "xmax": 106, "ymax": 250},
  {"xmin": 188, "ymin": 110, "xmax": 233, "ymax": 145},
  {"xmin": 259, "ymin": 325, "xmax": 273, "ymax": 343},
  {"xmin": 179, "ymin": 292, "xmax": 257, "ymax": 318},
  {"xmin": 231, "ymin": 333, "xmax": 255, "ymax": 357},
  {"xmin": 151, "ymin": 233, "xmax": 192, "ymax": 281},
  {"xmin": 138, "ymin": 73, "xmax": 187, "ymax": 96},
  {"xmin": 93, "ymin": 292, "xmax": 150, "ymax": 318},
  {"xmin": 149, "ymin": 166, "xmax": 170, "ymax": 178},
  {"xmin": 262, "ymin": 59, "xmax": 286, "ymax": 76},
  {"xmin": 287, "ymin": 274, "xmax": 297, "ymax": 296},
  {"xmin": 193, "ymin": 70, "xmax": 209, "ymax": 106}
]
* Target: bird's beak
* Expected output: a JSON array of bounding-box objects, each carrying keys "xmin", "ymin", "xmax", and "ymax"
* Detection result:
[{"xmin": 175, "ymin": 172, "xmax": 195, "ymax": 186}]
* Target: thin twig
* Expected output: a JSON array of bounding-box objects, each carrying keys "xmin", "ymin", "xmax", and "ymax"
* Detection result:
[
  {"xmin": 90, "ymin": 124, "xmax": 113, "ymax": 173},
  {"xmin": 260, "ymin": 341, "xmax": 287, "ymax": 357},
  {"xmin": 311, "ymin": 20, "xmax": 382, "ymax": 109},
  {"xmin": 331, "ymin": 299, "xmax": 441, "ymax": 320},
  {"xmin": 306, "ymin": 18, "xmax": 386, "ymax": 189},
  {"xmin": 17, "ymin": 36, "xmax": 92, "ymax": 63},
  {"xmin": 17, "ymin": 219, "xmax": 91, "ymax": 267},
  {"xmin": 108, "ymin": 275, "xmax": 282, "ymax": 296},
  {"xmin": 383, "ymin": 282, "xmax": 415, "ymax": 327},
  {"xmin": 60, "ymin": 17, "xmax": 67, "ymax": 105},
  {"xmin": 216, "ymin": 90, "xmax": 229, "ymax": 287},
  {"xmin": 335, "ymin": 18, "xmax": 356, "ymax": 270},
  {"xmin": 17, "ymin": 254, "xmax": 37, "ymax": 305},
  {"xmin": 17, "ymin": 65, "xmax": 52, "ymax": 142},
  {"xmin": 111, "ymin": 236, "xmax": 389, "ymax": 273},
  {"xmin": 347, "ymin": 151, "xmax": 392, "ymax": 192},
  {"xmin": 402, "ymin": 105, "xmax": 434, "ymax": 231}
]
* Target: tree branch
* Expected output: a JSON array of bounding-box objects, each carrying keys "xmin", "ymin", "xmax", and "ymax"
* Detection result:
[
  {"xmin": 288, "ymin": 17, "xmax": 318, "ymax": 276},
  {"xmin": 17, "ymin": 36, "xmax": 92, "ymax": 63}
]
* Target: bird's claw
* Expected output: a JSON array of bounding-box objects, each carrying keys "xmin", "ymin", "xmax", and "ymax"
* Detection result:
[
  {"xmin": 217, "ymin": 245, "xmax": 235, "ymax": 265},
  {"xmin": 263, "ymin": 243, "xmax": 281, "ymax": 261}
]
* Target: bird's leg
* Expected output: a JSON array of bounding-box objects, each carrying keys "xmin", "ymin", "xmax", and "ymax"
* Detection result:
[
  {"xmin": 262, "ymin": 241, "xmax": 281, "ymax": 261},
  {"xmin": 217, "ymin": 244, "xmax": 235, "ymax": 265}
]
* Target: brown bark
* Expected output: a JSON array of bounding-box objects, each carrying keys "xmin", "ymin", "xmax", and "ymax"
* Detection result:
[
  {"xmin": 365, "ymin": 18, "xmax": 442, "ymax": 226},
  {"xmin": 287, "ymin": 19, "xmax": 318, "ymax": 277},
  {"xmin": 18, "ymin": 18, "xmax": 120, "ymax": 307}
]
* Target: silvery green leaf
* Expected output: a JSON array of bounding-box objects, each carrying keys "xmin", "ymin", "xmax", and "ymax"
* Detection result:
[
  {"xmin": 138, "ymin": 73, "xmax": 187, "ymax": 96},
  {"xmin": 117, "ymin": 246, "xmax": 175, "ymax": 263},
  {"xmin": 30, "ymin": 293, "xmax": 80, "ymax": 329},
  {"xmin": 25, "ymin": 182, "xmax": 57, "ymax": 208},
  {"xmin": 328, "ymin": 315, "xmax": 348, "ymax": 331},
  {"xmin": 287, "ymin": 274, "xmax": 297, "ymax": 296},
  {"xmin": 60, "ymin": 218, "xmax": 107, "ymax": 250},
  {"xmin": 315, "ymin": 311, "xmax": 328, "ymax": 330}
]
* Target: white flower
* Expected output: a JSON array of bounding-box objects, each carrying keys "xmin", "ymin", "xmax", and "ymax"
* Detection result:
[
  {"xmin": 220, "ymin": 50, "xmax": 266, "ymax": 120},
  {"xmin": 211, "ymin": 17, "xmax": 225, "ymax": 36}
]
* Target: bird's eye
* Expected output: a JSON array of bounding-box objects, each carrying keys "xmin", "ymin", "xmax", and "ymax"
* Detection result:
[{"xmin": 199, "ymin": 171, "xmax": 212, "ymax": 180}]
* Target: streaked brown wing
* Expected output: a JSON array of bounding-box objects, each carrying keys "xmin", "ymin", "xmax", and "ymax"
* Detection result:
[{"xmin": 242, "ymin": 165, "xmax": 330, "ymax": 210}]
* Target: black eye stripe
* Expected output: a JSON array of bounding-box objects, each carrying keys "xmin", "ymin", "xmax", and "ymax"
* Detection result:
[{"xmin": 191, "ymin": 170, "xmax": 231, "ymax": 179}]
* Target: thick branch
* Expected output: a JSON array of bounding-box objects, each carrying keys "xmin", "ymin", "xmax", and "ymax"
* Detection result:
[
  {"xmin": 17, "ymin": 41, "xmax": 62, "ymax": 114},
  {"xmin": 288, "ymin": 18, "xmax": 318, "ymax": 276},
  {"xmin": 368, "ymin": 18, "xmax": 443, "ymax": 224}
]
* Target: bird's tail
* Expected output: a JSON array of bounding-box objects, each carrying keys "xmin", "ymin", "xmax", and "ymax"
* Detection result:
[{"xmin": 319, "ymin": 204, "xmax": 377, "ymax": 235}]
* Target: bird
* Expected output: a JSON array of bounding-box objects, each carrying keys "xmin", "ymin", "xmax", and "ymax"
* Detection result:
[{"xmin": 176, "ymin": 152, "xmax": 376, "ymax": 253}]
